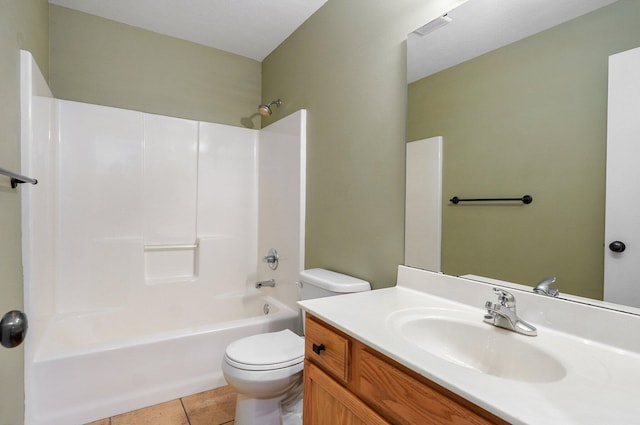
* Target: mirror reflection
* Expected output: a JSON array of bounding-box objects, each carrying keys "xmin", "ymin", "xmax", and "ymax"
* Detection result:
[{"xmin": 406, "ymin": 0, "xmax": 640, "ymax": 307}]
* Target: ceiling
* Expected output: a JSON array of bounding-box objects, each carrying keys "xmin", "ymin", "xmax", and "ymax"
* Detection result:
[
  {"xmin": 408, "ymin": 0, "xmax": 619, "ymax": 83},
  {"xmin": 48, "ymin": 0, "xmax": 328, "ymax": 62}
]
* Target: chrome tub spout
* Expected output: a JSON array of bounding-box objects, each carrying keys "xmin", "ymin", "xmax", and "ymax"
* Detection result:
[{"xmin": 255, "ymin": 279, "xmax": 276, "ymax": 288}]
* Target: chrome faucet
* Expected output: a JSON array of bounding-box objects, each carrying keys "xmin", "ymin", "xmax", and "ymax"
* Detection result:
[
  {"xmin": 262, "ymin": 248, "xmax": 279, "ymax": 270},
  {"xmin": 484, "ymin": 288, "xmax": 537, "ymax": 336},
  {"xmin": 255, "ymin": 279, "xmax": 276, "ymax": 288},
  {"xmin": 534, "ymin": 276, "xmax": 559, "ymax": 297}
]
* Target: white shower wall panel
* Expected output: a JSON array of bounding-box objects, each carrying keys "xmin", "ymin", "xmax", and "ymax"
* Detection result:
[
  {"xmin": 197, "ymin": 122, "xmax": 259, "ymax": 291},
  {"xmin": 22, "ymin": 96, "xmax": 57, "ymax": 321},
  {"xmin": 20, "ymin": 50, "xmax": 57, "ymax": 329},
  {"xmin": 55, "ymin": 103, "xmax": 262, "ymax": 309},
  {"xmin": 143, "ymin": 114, "xmax": 198, "ymax": 246},
  {"xmin": 258, "ymin": 110, "xmax": 307, "ymax": 311},
  {"xmin": 57, "ymin": 101, "xmax": 145, "ymax": 313}
]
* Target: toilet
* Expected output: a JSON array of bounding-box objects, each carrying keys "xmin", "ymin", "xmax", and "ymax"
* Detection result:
[{"xmin": 222, "ymin": 268, "xmax": 371, "ymax": 425}]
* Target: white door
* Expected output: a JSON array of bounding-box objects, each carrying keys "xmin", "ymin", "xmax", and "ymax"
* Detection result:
[
  {"xmin": 405, "ymin": 136, "xmax": 442, "ymax": 272},
  {"xmin": 604, "ymin": 46, "xmax": 640, "ymax": 307}
]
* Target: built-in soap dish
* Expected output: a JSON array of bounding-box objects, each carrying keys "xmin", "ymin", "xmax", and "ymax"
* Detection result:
[{"xmin": 144, "ymin": 242, "xmax": 198, "ymax": 284}]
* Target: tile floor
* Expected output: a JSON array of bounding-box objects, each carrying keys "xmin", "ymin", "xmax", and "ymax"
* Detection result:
[{"xmin": 86, "ymin": 386, "xmax": 236, "ymax": 425}]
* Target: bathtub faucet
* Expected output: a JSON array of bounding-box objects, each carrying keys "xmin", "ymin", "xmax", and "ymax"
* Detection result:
[{"xmin": 255, "ymin": 279, "xmax": 276, "ymax": 288}]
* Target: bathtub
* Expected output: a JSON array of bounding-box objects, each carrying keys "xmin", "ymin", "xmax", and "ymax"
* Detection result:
[{"xmin": 26, "ymin": 292, "xmax": 299, "ymax": 425}]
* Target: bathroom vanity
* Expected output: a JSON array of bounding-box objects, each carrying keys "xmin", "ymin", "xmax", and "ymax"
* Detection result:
[
  {"xmin": 298, "ymin": 266, "xmax": 640, "ymax": 424},
  {"xmin": 303, "ymin": 314, "xmax": 506, "ymax": 424}
]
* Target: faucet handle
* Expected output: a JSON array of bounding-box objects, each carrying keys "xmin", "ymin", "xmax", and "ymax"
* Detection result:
[
  {"xmin": 483, "ymin": 301, "xmax": 496, "ymax": 321},
  {"xmin": 534, "ymin": 276, "xmax": 559, "ymax": 297},
  {"xmin": 493, "ymin": 287, "xmax": 515, "ymax": 307},
  {"xmin": 262, "ymin": 248, "xmax": 279, "ymax": 270}
]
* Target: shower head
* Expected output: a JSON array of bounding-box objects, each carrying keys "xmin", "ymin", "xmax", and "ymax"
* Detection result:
[{"xmin": 258, "ymin": 99, "xmax": 282, "ymax": 116}]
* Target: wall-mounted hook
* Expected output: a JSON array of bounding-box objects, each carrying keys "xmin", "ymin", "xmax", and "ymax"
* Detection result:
[{"xmin": 262, "ymin": 248, "xmax": 279, "ymax": 270}]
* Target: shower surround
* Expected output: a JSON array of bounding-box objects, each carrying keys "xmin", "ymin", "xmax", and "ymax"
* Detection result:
[{"xmin": 20, "ymin": 51, "xmax": 306, "ymax": 425}]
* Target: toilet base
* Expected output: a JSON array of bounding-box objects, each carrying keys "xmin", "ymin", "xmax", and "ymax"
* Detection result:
[
  {"xmin": 233, "ymin": 377, "xmax": 303, "ymax": 425},
  {"xmin": 235, "ymin": 394, "xmax": 284, "ymax": 425}
]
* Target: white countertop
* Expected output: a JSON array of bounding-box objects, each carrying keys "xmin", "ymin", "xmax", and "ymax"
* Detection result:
[{"xmin": 298, "ymin": 266, "xmax": 640, "ymax": 425}]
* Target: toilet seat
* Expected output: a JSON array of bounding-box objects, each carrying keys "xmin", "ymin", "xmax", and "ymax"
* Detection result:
[{"xmin": 224, "ymin": 329, "xmax": 304, "ymax": 371}]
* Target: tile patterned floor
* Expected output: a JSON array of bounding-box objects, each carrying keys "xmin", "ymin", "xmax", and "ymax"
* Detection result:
[{"xmin": 86, "ymin": 386, "xmax": 236, "ymax": 425}]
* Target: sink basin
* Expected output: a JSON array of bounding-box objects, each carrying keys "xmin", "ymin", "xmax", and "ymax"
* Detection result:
[{"xmin": 387, "ymin": 308, "xmax": 566, "ymax": 383}]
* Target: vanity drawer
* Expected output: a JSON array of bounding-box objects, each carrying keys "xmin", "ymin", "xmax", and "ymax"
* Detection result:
[{"xmin": 305, "ymin": 316, "xmax": 350, "ymax": 383}]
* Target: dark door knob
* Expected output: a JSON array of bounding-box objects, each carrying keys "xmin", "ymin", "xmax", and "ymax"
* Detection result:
[
  {"xmin": 0, "ymin": 310, "xmax": 28, "ymax": 348},
  {"xmin": 609, "ymin": 241, "xmax": 626, "ymax": 253}
]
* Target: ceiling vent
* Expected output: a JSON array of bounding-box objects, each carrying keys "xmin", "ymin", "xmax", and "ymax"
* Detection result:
[{"xmin": 413, "ymin": 14, "xmax": 452, "ymax": 36}]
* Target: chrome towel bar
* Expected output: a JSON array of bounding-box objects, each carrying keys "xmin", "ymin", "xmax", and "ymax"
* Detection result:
[{"xmin": 0, "ymin": 166, "xmax": 37, "ymax": 188}]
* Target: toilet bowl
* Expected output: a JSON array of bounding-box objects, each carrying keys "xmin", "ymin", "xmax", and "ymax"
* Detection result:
[
  {"xmin": 222, "ymin": 268, "xmax": 371, "ymax": 425},
  {"xmin": 222, "ymin": 329, "xmax": 304, "ymax": 425}
]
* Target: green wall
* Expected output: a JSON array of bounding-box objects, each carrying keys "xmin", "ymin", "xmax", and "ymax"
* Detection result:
[
  {"xmin": 262, "ymin": 0, "xmax": 466, "ymax": 289},
  {"xmin": 0, "ymin": 1, "xmax": 49, "ymax": 423},
  {"xmin": 50, "ymin": 5, "xmax": 262, "ymax": 128},
  {"xmin": 49, "ymin": 0, "xmax": 468, "ymax": 290},
  {"xmin": 408, "ymin": 1, "xmax": 640, "ymax": 299}
]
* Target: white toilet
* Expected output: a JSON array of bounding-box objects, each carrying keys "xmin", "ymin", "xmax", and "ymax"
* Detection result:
[{"xmin": 222, "ymin": 268, "xmax": 371, "ymax": 425}]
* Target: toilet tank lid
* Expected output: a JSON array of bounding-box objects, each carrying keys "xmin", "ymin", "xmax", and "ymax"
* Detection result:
[{"xmin": 299, "ymin": 268, "xmax": 371, "ymax": 293}]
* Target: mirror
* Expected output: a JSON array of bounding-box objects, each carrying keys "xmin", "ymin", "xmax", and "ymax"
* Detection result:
[{"xmin": 406, "ymin": 0, "xmax": 640, "ymax": 309}]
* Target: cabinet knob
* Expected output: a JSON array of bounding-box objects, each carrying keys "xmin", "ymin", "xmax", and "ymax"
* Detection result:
[{"xmin": 312, "ymin": 343, "xmax": 326, "ymax": 355}]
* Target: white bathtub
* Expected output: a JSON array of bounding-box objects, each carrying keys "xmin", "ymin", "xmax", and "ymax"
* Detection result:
[{"xmin": 26, "ymin": 293, "xmax": 299, "ymax": 425}]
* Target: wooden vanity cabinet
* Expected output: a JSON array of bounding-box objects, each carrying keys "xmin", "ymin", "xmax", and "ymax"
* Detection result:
[
  {"xmin": 304, "ymin": 361, "xmax": 390, "ymax": 425},
  {"xmin": 304, "ymin": 314, "xmax": 509, "ymax": 425}
]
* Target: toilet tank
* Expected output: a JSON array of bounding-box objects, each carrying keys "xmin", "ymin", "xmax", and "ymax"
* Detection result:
[{"xmin": 299, "ymin": 268, "xmax": 371, "ymax": 300}]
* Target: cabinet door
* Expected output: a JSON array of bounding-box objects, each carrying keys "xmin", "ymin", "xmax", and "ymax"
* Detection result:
[
  {"xmin": 304, "ymin": 361, "xmax": 390, "ymax": 425},
  {"xmin": 604, "ymin": 46, "xmax": 640, "ymax": 307},
  {"xmin": 353, "ymin": 347, "xmax": 505, "ymax": 425}
]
